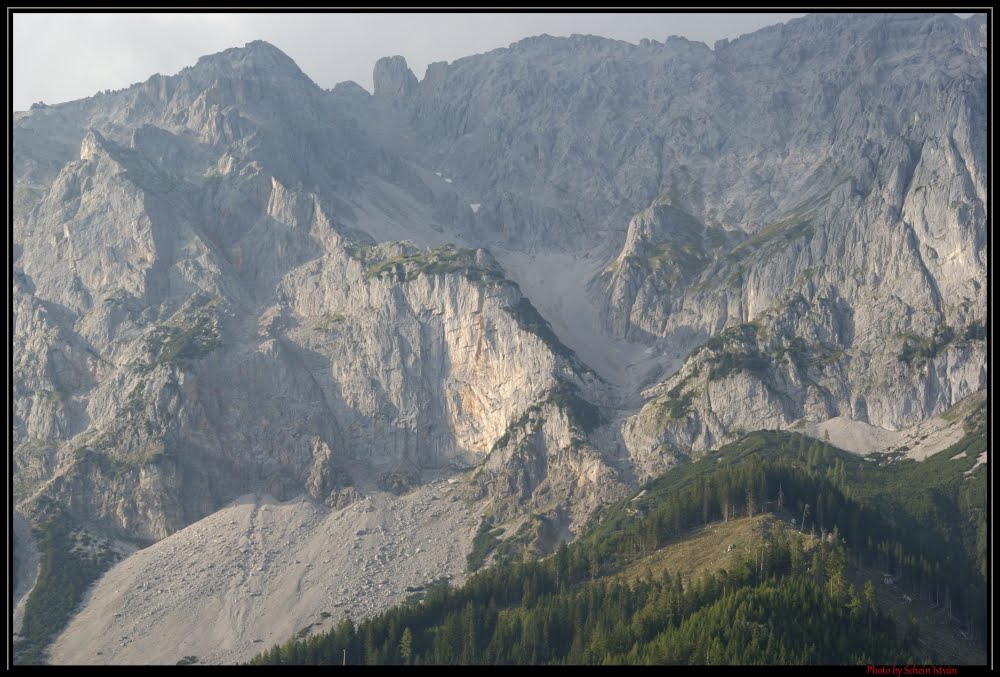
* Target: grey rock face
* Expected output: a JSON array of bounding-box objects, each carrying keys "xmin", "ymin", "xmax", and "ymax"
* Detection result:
[
  {"xmin": 14, "ymin": 95, "xmax": 611, "ymax": 540},
  {"xmin": 12, "ymin": 13, "xmax": 986, "ymax": 602},
  {"xmin": 373, "ymin": 56, "xmax": 418, "ymax": 97}
]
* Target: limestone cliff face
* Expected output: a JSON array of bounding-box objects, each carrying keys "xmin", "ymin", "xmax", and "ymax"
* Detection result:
[
  {"xmin": 584, "ymin": 14, "xmax": 987, "ymax": 475},
  {"xmin": 373, "ymin": 56, "xmax": 419, "ymax": 98},
  {"xmin": 622, "ymin": 302, "xmax": 987, "ymax": 481},
  {"xmin": 15, "ymin": 173, "xmax": 606, "ymax": 540},
  {"xmin": 470, "ymin": 399, "xmax": 625, "ymax": 533},
  {"xmin": 13, "ymin": 14, "xmax": 987, "ymax": 550},
  {"xmin": 14, "ymin": 108, "xmax": 609, "ymax": 540}
]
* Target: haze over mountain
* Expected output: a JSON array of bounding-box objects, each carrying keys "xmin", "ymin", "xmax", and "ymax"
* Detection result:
[{"xmin": 12, "ymin": 12, "xmax": 986, "ymax": 665}]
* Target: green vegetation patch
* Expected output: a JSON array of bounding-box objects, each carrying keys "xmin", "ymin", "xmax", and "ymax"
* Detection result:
[
  {"xmin": 645, "ymin": 323, "xmax": 848, "ymax": 431},
  {"xmin": 663, "ymin": 382, "xmax": 695, "ymax": 420},
  {"xmin": 693, "ymin": 323, "xmax": 759, "ymax": 357},
  {"xmin": 618, "ymin": 204, "xmax": 732, "ymax": 296},
  {"xmin": 627, "ymin": 239, "xmax": 706, "ymax": 287},
  {"xmin": 728, "ymin": 187, "xmax": 837, "ymax": 263},
  {"xmin": 691, "ymin": 323, "xmax": 771, "ymax": 382},
  {"xmin": 35, "ymin": 388, "xmax": 66, "ymax": 405},
  {"xmin": 730, "ymin": 217, "xmax": 814, "ymax": 259},
  {"xmin": 677, "ymin": 324, "xmax": 844, "ymax": 400},
  {"xmin": 543, "ymin": 382, "xmax": 606, "ymax": 434},
  {"xmin": 364, "ymin": 244, "xmax": 506, "ymax": 287},
  {"xmin": 705, "ymin": 351, "xmax": 770, "ymax": 382},
  {"xmin": 146, "ymin": 315, "xmax": 221, "ymax": 369},
  {"xmin": 491, "ymin": 517, "xmax": 542, "ymax": 565},
  {"xmin": 898, "ymin": 322, "xmax": 985, "ymax": 368},
  {"xmin": 141, "ymin": 295, "xmax": 223, "ymax": 373},
  {"xmin": 646, "ymin": 375, "xmax": 698, "ymax": 428},
  {"xmin": 775, "ymin": 336, "xmax": 843, "ymax": 372},
  {"xmin": 14, "ymin": 500, "xmax": 121, "ymax": 664},
  {"xmin": 72, "ymin": 438, "xmax": 172, "ymax": 480},
  {"xmin": 467, "ymin": 518, "xmax": 506, "ymax": 573}
]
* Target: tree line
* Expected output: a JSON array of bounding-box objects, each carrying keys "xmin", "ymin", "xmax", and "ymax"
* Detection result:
[{"xmin": 251, "ymin": 425, "xmax": 988, "ymax": 665}]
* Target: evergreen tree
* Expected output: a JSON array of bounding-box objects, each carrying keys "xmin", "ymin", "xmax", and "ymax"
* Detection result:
[{"xmin": 863, "ymin": 580, "xmax": 876, "ymax": 635}]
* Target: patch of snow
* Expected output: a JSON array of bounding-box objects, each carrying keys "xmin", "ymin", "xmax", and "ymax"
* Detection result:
[
  {"xmin": 444, "ymin": 178, "xmax": 452, "ymax": 183},
  {"xmin": 469, "ymin": 203, "xmax": 481, "ymax": 213}
]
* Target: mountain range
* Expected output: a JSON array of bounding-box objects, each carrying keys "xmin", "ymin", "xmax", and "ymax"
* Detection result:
[{"xmin": 11, "ymin": 12, "xmax": 987, "ymax": 665}]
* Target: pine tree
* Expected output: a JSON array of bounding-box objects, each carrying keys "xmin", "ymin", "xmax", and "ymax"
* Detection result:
[
  {"xmin": 556, "ymin": 541, "xmax": 570, "ymax": 589},
  {"xmin": 400, "ymin": 627, "xmax": 413, "ymax": 665},
  {"xmin": 702, "ymin": 479, "xmax": 711, "ymax": 524},
  {"xmin": 863, "ymin": 580, "xmax": 876, "ymax": 635},
  {"xmin": 905, "ymin": 616, "xmax": 920, "ymax": 648},
  {"xmin": 847, "ymin": 584, "xmax": 863, "ymax": 622},
  {"xmin": 790, "ymin": 535, "xmax": 806, "ymax": 578},
  {"xmin": 721, "ymin": 477, "xmax": 731, "ymax": 523}
]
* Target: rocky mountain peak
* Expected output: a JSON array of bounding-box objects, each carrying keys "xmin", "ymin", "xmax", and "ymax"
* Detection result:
[
  {"xmin": 165, "ymin": 39, "xmax": 320, "ymax": 115},
  {"xmin": 79, "ymin": 129, "xmax": 110, "ymax": 162},
  {"xmin": 373, "ymin": 55, "xmax": 418, "ymax": 97},
  {"xmin": 190, "ymin": 39, "xmax": 305, "ymax": 79}
]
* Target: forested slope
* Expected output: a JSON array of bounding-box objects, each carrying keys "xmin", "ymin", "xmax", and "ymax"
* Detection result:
[{"xmin": 250, "ymin": 408, "xmax": 986, "ymax": 665}]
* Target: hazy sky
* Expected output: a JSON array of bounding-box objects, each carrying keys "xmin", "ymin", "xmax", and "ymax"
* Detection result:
[{"xmin": 12, "ymin": 12, "xmax": 813, "ymax": 111}]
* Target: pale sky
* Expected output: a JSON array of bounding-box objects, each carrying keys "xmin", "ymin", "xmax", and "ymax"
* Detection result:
[{"xmin": 11, "ymin": 12, "xmax": 812, "ymax": 112}]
